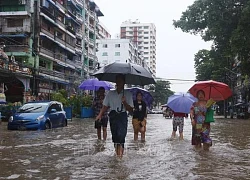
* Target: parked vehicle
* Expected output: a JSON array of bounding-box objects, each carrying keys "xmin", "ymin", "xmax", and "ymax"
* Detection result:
[{"xmin": 8, "ymin": 101, "xmax": 67, "ymax": 130}]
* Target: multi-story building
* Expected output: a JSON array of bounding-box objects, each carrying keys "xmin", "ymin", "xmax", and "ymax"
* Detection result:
[
  {"xmin": 96, "ymin": 39, "xmax": 144, "ymax": 68},
  {"xmin": 120, "ymin": 19, "xmax": 156, "ymax": 76},
  {"xmin": 0, "ymin": 0, "xmax": 104, "ymax": 102},
  {"xmin": 96, "ymin": 21, "xmax": 111, "ymax": 39}
]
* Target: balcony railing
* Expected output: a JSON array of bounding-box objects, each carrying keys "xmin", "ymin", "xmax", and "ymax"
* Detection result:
[
  {"xmin": 75, "ymin": 0, "xmax": 84, "ymax": 7},
  {"xmin": 2, "ymin": 24, "xmax": 31, "ymax": 33},
  {"xmin": 55, "ymin": 53, "xmax": 67, "ymax": 61},
  {"xmin": 89, "ymin": 39, "xmax": 95, "ymax": 47},
  {"xmin": 55, "ymin": 36, "xmax": 65, "ymax": 45},
  {"xmin": 40, "ymin": 47, "xmax": 54, "ymax": 59},
  {"xmin": 76, "ymin": 28, "xmax": 83, "ymax": 38},
  {"xmin": 55, "ymin": 1, "xmax": 66, "ymax": 11},
  {"xmin": 56, "ymin": 19, "xmax": 65, "ymax": 28},
  {"xmin": 39, "ymin": 67, "xmax": 66, "ymax": 79},
  {"xmin": 4, "ymin": 45, "xmax": 30, "ymax": 53},
  {"xmin": 0, "ymin": 60, "xmax": 32, "ymax": 75},
  {"xmin": 41, "ymin": 28, "xmax": 54, "ymax": 39},
  {"xmin": 76, "ymin": 13, "xmax": 83, "ymax": 23},
  {"xmin": 89, "ymin": 24, "xmax": 95, "ymax": 33},
  {"xmin": 66, "ymin": 42, "xmax": 75, "ymax": 51}
]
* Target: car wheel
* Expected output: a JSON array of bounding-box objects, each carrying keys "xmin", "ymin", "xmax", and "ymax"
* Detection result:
[
  {"xmin": 62, "ymin": 119, "xmax": 67, "ymax": 127},
  {"xmin": 45, "ymin": 121, "xmax": 51, "ymax": 129}
]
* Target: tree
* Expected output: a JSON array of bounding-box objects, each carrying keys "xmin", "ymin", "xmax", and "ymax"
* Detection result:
[
  {"xmin": 173, "ymin": 0, "xmax": 248, "ymax": 79},
  {"xmin": 148, "ymin": 81, "xmax": 174, "ymax": 107}
]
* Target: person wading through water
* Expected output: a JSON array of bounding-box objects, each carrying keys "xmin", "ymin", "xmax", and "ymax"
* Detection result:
[{"xmin": 96, "ymin": 74, "xmax": 133, "ymax": 158}]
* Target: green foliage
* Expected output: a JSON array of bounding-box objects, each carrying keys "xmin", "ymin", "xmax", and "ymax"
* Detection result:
[
  {"xmin": 173, "ymin": 0, "xmax": 250, "ymax": 79},
  {"xmin": 148, "ymin": 80, "xmax": 174, "ymax": 106},
  {"xmin": 51, "ymin": 90, "xmax": 93, "ymax": 116}
]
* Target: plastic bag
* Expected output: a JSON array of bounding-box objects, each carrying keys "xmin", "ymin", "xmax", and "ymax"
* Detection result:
[{"xmin": 205, "ymin": 107, "xmax": 215, "ymax": 123}]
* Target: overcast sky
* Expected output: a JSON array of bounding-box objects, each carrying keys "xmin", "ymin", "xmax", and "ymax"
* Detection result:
[{"xmin": 95, "ymin": 0, "xmax": 212, "ymax": 92}]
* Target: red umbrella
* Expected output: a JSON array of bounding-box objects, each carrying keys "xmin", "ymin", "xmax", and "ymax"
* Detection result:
[{"xmin": 188, "ymin": 80, "xmax": 233, "ymax": 101}]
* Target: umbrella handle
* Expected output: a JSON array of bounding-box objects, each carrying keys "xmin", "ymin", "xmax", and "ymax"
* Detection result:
[{"xmin": 117, "ymin": 104, "xmax": 124, "ymax": 112}]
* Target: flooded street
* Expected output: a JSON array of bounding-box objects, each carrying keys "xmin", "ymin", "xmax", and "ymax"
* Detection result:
[{"xmin": 0, "ymin": 114, "xmax": 250, "ymax": 179}]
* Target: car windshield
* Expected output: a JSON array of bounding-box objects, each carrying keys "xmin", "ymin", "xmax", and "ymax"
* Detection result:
[{"xmin": 17, "ymin": 103, "xmax": 48, "ymax": 113}]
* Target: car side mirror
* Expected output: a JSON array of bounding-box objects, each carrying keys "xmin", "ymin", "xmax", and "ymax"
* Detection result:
[{"xmin": 50, "ymin": 109, "xmax": 57, "ymax": 113}]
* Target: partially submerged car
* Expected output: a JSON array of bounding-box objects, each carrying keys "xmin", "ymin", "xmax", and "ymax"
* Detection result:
[{"xmin": 8, "ymin": 101, "xmax": 67, "ymax": 130}]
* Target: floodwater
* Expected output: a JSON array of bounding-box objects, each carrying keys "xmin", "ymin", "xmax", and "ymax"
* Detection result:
[{"xmin": 0, "ymin": 114, "xmax": 250, "ymax": 180}]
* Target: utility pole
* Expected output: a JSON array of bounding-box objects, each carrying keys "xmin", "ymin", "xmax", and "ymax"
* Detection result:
[{"xmin": 32, "ymin": 0, "xmax": 40, "ymax": 96}]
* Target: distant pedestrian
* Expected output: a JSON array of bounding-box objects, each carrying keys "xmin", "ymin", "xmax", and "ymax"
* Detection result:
[
  {"xmin": 132, "ymin": 91, "xmax": 147, "ymax": 142},
  {"xmin": 96, "ymin": 74, "xmax": 133, "ymax": 158},
  {"xmin": 171, "ymin": 112, "xmax": 186, "ymax": 140},
  {"xmin": 190, "ymin": 90, "xmax": 212, "ymax": 151},
  {"xmin": 93, "ymin": 87, "xmax": 108, "ymax": 141}
]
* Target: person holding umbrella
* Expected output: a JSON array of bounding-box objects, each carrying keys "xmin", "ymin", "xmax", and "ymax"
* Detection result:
[
  {"xmin": 92, "ymin": 87, "xmax": 108, "ymax": 141},
  {"xmin": 190, "ymin": 90, "xmax": 212, "ymax": 151},
  {"xmin": 132, "ymin": 91, "xmax": 147, "ymax": 142},
  {"xmin": 95, "ymin": 74, "xmax": 134, "ymax": 158},
  {"xmin": 171, "ymin": 111, "xmax": 186, "ymax": 140}
]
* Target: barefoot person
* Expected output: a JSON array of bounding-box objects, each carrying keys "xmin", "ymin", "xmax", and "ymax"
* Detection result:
[
  {"xmin": 132, "ymin": 91, "xmax": 147, "ymax": 141},
  {"xmin": 96, "ymin": 74, "xmax": 133, "ymax": 158},
  {"xmin": 93, "ymin": 87, "xmax": 108, "ymax": 141},
  {"xmin": 171, "ymin": 112, "xmax": 186, "ymax": 140},
  {"xmin": 190, "ymin": 90, "xmax": 212, "ymax": 151}
]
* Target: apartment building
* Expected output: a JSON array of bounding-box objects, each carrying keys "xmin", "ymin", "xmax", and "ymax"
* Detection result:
[
  {"xmin": 120, "ymin": 20, "xmax": 156, "ymax": 76},
  {"xmin": 0, "ymin": 0, "xmax": 104, "ymax": 102},
  {"xmin": 96, "ymin": 39, "xmax": 145, "ymax": 68},
  {"xmin": 96, "ymin": 21, "xmax": 111, "ymax": 39}
]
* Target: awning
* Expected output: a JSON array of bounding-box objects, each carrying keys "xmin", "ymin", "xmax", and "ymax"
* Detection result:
[{"xmin": 0, "ymin": 34, "xmax": 27, "ymax": 37}]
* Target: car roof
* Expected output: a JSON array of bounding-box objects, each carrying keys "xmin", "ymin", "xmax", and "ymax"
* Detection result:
[{"xmin": 25, "ymin": 101, "xmax": 62, "ymax": 105}]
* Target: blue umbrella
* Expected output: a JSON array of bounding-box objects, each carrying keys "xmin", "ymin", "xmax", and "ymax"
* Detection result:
[
  {"xmin": 167, "ymin": 92, "xmax": 197, "ymax": 113},
  {"xmin": 126, "ymin": 87, "xmax": 154, "ymax": 107},
  {"xmin": 79, "ymin": 78, "xmax": 113, "ymax": 90}
]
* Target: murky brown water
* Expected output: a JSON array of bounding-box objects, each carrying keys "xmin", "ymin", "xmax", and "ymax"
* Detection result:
[{"xmin": 0, "ymin": 114, "xmax": 250, "ymax": 179}]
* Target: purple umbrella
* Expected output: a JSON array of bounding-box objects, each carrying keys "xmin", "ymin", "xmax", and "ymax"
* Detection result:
[
  {"xmin": 126, "ymin": 87, "xmax": 153, "ymax": 107},
  {"xmin": 79, "ymin": 78, "xmax": 113, "ymax": 90}
]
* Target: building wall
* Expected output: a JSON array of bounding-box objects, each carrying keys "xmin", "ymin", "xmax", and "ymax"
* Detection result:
[
  {"xmin": 96, "ymin": 39, "xmax": 143, "ymax": 68},
  {"xmin": 120, "ymin": 20, "xmax": 156, "ymax": 76}
]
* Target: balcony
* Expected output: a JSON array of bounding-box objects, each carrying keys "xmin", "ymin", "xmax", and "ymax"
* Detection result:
[
  {"xmin": 89, "ymin": 11, "xmax": 95, "ymax": 19},
  {"xmin": 55, "ymin": 1, "xmax": 66, "ymax": 12},
  {"xmin": 1, "ymin": 23, "xmax": 31, "ymax": 33},
  {"xmin": 89, "ymin": 39, "xmax": 95, "ymax": 47},
  {"xmin": 76, "ymin": 13, "xmax": 83, "ymax": 23},
  {"xmin": 55, "ymin": 36, "xmax": 65, "ymax": 45},
  {"xmin": 75, "ymin": 0, "xmax": 84, "ymax": 8},
  {"xmin": 41, "ymin": 28, "xmax": 54, "ymax": 39},
  {"xmin": 76, "ymin": 29, "xmax": 83, "ymax": 39},
  {"xmin": 89, "ymin": 24, "xmax": 95, "ymax": 33},
  {"xmin": 4, "ymin": 45, "xmax": 29, "ymax": 53},
  {"xmin": 55, "ymin": 53, "xmax": 67, "ymax": 61},
  {"xmin": 40, "ymin": 47, "xmax": 55, "ymax": 60},
  {"xmin": 39, "ymin": 67, "xmax": 66, "ymax": 80},
  {"xmin": 55, "ymin": 19, "xmax": 65, "ymax": 28},
  {"xmin": 0, "ymin": 11, "xmax": 30, "ymax": 16},
  {"xmin": 66, "ymin": 42, "xmax": 75, "ymax": 52}
]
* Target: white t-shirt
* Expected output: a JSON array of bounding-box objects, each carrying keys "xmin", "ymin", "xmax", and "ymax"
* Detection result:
[{"xmin": 103, "ymin": 89, "xmax": 134, "ymax": 112}]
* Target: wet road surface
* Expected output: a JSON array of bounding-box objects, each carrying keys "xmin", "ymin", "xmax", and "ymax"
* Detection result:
[{"xmin": 0, "ymin": 114, "xmax": 250, "ymax": 179}]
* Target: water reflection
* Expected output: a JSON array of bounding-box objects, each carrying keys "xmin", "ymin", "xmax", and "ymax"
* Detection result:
[{"xmin": 0, "ymin": 115, "xmax": 250, "ymax": 179}]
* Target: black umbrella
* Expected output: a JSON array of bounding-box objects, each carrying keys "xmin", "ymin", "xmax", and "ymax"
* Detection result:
[{"xmin": 92, "ymin": 62, "xmax": 156, "ymax": 85}]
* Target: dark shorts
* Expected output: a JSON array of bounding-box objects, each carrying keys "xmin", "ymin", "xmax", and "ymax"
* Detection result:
[
  {"xmin": 94, "ymin": 117, "xmax": 108, "ymax": 129},
  {"xmin": 109, "ymin": 112, "xmax": 128, "ymax": 148}
]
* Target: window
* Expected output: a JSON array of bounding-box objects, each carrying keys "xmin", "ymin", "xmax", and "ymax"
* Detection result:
[
  {"xmin": 115, "ymin": 44, "xmax": 120, "ymax": 48},
  {"xmin": 102, "ymin": 52, "xmax": 108, "ymax": 56},
  {"xmin": 144, "ymin": 26, "xmax": 149, "ymax": 29},
  {"xmin": 7, "ymin": 19, "xmax": 23, "ymax": 27},
  {"xmin": 103, "ymin": 44, "xmax": 108, "ymax": 48},
  {"xmin": 144, "ymin": 31, "xmax": 149, "ymax": 34},
  {"xmin": 144, "ymin": 52, "xmax": 149, "ymax": 55},
  {"xmin": 144, "ymin": 42, "xmax": 149, "ymax": 44},
  {"xmin": 144, "ymin": 37, "xmax": 149, "ymax": 39},
  {"xmin": 144, "ymin": 47, "xmax": 149, "ymax": 49},
  {"xmin": 115, "ymin": 52, "xmax": 120, "ymax": 56}
]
